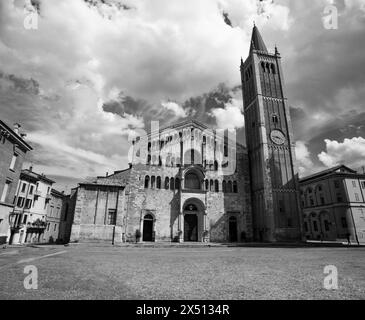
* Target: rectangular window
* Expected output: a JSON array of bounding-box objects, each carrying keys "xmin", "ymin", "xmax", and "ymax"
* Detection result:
[
  {"xmin": 21, "ymin": 183, "xmax": 26, "ymax": 193},
  {"xmin": 334, "ymin": 180, "xmax": 340, "ymax": 188},
  {"xmin": 54, "ymin": 224, "xmax": 57, "ymax": 231},
  {"xmin": 9, "ymin": 154, "xmax": 18, "ymax": 170},
  {"xmin": 341, "ymin": 217, "xmax": 347, "ymax": 228},
  {"xmin": 17, "ymin": 196, "xmax": 24, "ymax": 207},
  {"xmin": 336, "ymin": 194, "xmax": 342, "ymax": 203},
  {"xmin": 361, "ymin": 181, "xmax": 365, "ymax": 189},
  {"xmin": 25, "ymin": 199, "xmax": 32, "ymax": 209},
  {"xmin": 29, "ymin": 185, "xmax": 34, "ymax": 195},
  {"xmin": 47, "ymin": 223, "xmax": 50, "ymax": 231},
  {"xmin": 320, "ymin": 197, "xmax": 325, "ymax": 205},
  {"xmin": 352, "ymin": 181, "xmax": 357, "ymax": 188},
  {"xmin": 324, "ymin": 220, "xmax": 330, "ymax": 232},
  {"xmin": 23, "ymin": 215, "xmax": 28, "ymax": 224},
  {"xmin": 1, "ymin": 181, "xmax": 11, "ymax": 202},
  {"xmin": 313, "ymin": 221, "xmax": 318, "ymax": 232},
  {"xmin": 355, "ymin": 193, "xmax": 360, "ymax": 201},
  {"xmin": 107, "ymin": 209, "xmax": 117, "ymax": 225}
]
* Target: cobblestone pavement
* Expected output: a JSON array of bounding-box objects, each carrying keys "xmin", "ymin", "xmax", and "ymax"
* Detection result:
[{"xmin": 0, "ymin": 244, "xmax": 364, "ymax": 300}]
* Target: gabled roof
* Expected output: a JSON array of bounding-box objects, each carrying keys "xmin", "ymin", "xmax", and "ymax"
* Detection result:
[
  {"xmin": 300, "ymin": 165, "xmax": 358, "ymax": 183},
  {"xmin": 21, "ymin": 169, "xmax": 55, "ymax": 184},
  {"xmin": 249, "ymin": 25, "xmax": 268, "ymax": 53}
]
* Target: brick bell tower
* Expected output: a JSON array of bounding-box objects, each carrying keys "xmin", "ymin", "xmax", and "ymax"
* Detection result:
[{"xmin": 241, "ymin": 25, "xmax": 303, "ymax": 242}]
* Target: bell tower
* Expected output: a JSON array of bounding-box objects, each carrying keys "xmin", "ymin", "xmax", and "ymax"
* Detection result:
[{"xmin": 241, "ymin": 25, "xmax": 302, "ymax": 242}]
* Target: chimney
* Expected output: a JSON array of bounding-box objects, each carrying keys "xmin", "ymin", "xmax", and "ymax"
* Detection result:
[
  {"xmin": 106, "ymin": 172, "xmax": 108, "ymax": 177},
  {"xmin": 29, "ymin": 165, "xmax": 33, "ymax": 172},
  {"xmin": 13, "ymin": 123, "xmax": 21, "ymax": 135}
]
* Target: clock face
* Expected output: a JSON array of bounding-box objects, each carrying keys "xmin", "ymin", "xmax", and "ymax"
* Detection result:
[{"xmin": 270, "ymin": 130, "xmax": 286, "ymax": 145}]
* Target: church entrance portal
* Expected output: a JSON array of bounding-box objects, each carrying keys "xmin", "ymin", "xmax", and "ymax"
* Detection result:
[
  {"xmin": 184, "ymin": 214, "xmax": 198, "ymax": 242},
  {"xmin": 142, "ymin": 214, "xmax": 154, "ymax": 242}
]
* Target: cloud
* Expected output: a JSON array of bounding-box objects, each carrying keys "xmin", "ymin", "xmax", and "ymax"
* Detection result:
[
  {"xmin": 318, "ymin": 137, "xmax": 365, "ymax": 170},
  {"xmin": 161, "ymin": 101, "xmax": 187, "ymax": 118},
  {"xmin": 209, "ymin": 98, "xmax": 244, "ymax": 130},
  {"xmin": 295, "ymin": 141, "xmax": 315, "ymax": 177}
]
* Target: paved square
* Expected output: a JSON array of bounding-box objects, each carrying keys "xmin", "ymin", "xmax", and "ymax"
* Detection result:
[{"xmin": 0, "ymin": 244, "xmax": 364, "ymax": 299}]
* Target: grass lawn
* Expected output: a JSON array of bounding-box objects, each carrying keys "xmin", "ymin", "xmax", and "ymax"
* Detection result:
[{"xmin": 0, "ymin": 244, "xmax": 364, "ymax": 300}]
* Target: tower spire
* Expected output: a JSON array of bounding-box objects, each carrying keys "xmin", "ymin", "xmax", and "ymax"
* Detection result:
[{"xmin": 249, "ymin": 25, "xmax": 268, "ymax": 53}]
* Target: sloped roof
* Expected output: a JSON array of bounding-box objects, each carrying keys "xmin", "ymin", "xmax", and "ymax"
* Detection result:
[
  {"xmin": 249, "ymin": 25, "xmax": 268, "ymax": 52},
  {"xmin": 300, "ymin": 165, "xmax": 358, "ymax": 183}
]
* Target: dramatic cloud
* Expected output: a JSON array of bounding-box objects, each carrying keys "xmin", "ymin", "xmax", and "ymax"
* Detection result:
[
  {"xmin": 318, "ymin": 137, "xmax": 365, "ymax": 170},
  {"xmin": 295, "ymin": 141, "xmax": 315, "ymax": 176},
  {"xmin": 0, "ymin": 0, "xmax": 364, "ymax": 189}
]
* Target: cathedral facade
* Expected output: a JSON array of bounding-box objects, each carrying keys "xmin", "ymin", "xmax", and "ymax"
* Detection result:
[{"xmin": 68, "ymin": 26, "xmax": 302, "ymax": 243}]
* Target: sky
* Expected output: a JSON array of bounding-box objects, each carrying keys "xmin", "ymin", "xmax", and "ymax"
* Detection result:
[{"xmin": 0, "ymin": 0, "xmax": 365, "ymax": 192}]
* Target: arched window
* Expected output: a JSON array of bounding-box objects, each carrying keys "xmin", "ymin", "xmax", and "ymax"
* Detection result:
[
  {"xmin": 271, "ymin": 64, "xmax": 276, "ymax": 74},
  {"xmin": 272, "ymin": 114, "xmax": 279, "ymax": 124},
  {"xmin": 185, "ymin": 172, "xmax": 200, "ymax": 190},
  {"xmin": 223, "ymin": 180, "xmax": 227, "ymax": 193},
  {"xmin": 151, "ymin": 176, "xmax": 156, "ymax": 188},
  {"xmin": 144, "ymin": 176, "xmax": 150, "ymax": 189},
  {"xmin": 210, "ymin": 179, "xmax": 214, "ymax": 192},
  {"xmin": 266, "ymin": 63, "xmax": 270, "ymax": 73},
  {"xmin": 227, "ymin": 181, "xmax": 233, "ymax": 193},
  {"xmin": 156, "ymin": 176, "xmax": 161, "ymax": 189},
  {"xmin": 147, "ymin": 155, "xmax": 151, "ymax": 165},
  {"xmin": 165, "ymin": 177, "xmax": 169, "ymax": 190},
  {"xmin": 205, "ymin": 179, "xmax": 209, "ymax": 191},
  {"xmin": 171, "ymin": 157, "xmax": 175, "ymax": 167},
  {"xmin": 175, "ymin": 178, "xmax": 180, "ymax": 190},
  {"xmin": 158, "ymin": 156, "xmax": 162, "ymax": 166},
  {"xmin": 170, "ymin": 178, "xmax": 175, "ymax": 191},
  {"xmin": 233, "ymin": 181, "xmax": 238, "ymax": 193},
  {"xmin": 215, "ymin": 180, "xmax": 219, "ymax": 192},
  {"xmin": 148, "ymin": 142, "xmax": 151, "ymax": 152},
  {"xmin": 261, "ymin": 62, "xmax": 265, "ymax": 73}
]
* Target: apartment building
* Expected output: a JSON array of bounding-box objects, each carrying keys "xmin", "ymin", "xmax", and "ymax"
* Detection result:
[
  {"xmin": 0, "ymin": 121, "xmax": 32, "ymax": 244},
  {"xmin": 299, "ymin": 165, "xmax": 365, "ymax": 244}
]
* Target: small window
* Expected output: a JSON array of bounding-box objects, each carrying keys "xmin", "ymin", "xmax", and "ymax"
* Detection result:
[
  {"xmin": 25, "ymin": 199, "xmax": 32, "ymax": 209},
  {"xmin": 313, "ymin": 221, "xmax": 318, "ymax": 232},
  {"xmin": 287, "ymin": 218, "xmax": 292, "ymax": 227},
  {"xmin": 336, "ymin": 194, "xmax": 342, "ymax": 203},
  {"xmin": 9, "ymin": 154, "xmax": 18, "ymax": 170},
  {"xmin": 355, "ymin": 193, "xmax": 360, "ymax": 201},
  {"xmin": 341, "ymin": 217, "xmax": 347, "ymax": 228},
  {"xmin": 1, "ymin": 181, "xmax": 11, "ymax": 202},
  {"xmin": 21, "ymin": 183, "xmax": 26, "ymax": 193},
  {"xmin": 29, "ymin": 185, "xmax": 34, "ymax": 195},
  {"xmin": 320, "ymin": 197, "xmax": 325, "ymax": 205},
  {"xmin": 233, "ymin": 181, "xmax": 238, "ymax": 193},
  {"xmin": 151, "ymin": 176, "xmax": 156, "ymax": 189},
  {"xmin": 352, "ymin": 181, "xmax": 357, "ymax": 188},
  {"xmin": 144, "ymin": 176, "xmax": 150, "ymax": 189},
  {"xmin": 54, "ymin": 224, "xmax": 57, "ymax": 231},
  {"xmin": 334, "ymin": 180, "xmax": 340, "ymax": 188},
  {"xmin": 156, "ymin": 176, "xmax": 161, "ymax": 189},
  {"xmin": 272, "ymin": 115, "xmax": 279, "ymax": 124},
  {"xmin": 17, "ymin": 196, "xmax": 24, "ymax": 208},
  {"xmin": 361, "ymin": 181, "xmax": 365, "ymax": 189},
  {"xmin": 107, "ymin": 209, "xmax": 117, "ymax": 225},
  {"xmin": 324, "ymin": 220, "xmax": 330, "ymax": 232},
  {"xmin": 215, "ymin": 180, "xmax": 219, "ymax": 192}
]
